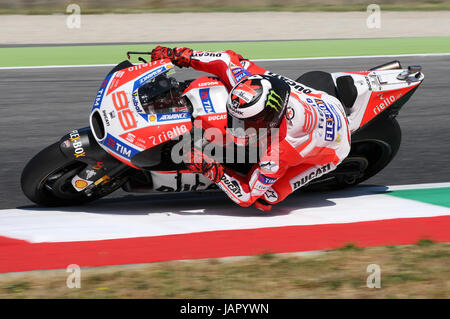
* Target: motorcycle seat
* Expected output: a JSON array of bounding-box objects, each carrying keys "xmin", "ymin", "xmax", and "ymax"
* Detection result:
[
  {"xmin": 335, "ymin": 75, "xmax": 358, "ymax": 110},
  {"xmin": 296, "ymin": 71, "xmax": 337, "ymax": 98},
  {"xmin": 296, "ymin": 71, "xmax": 357, "ymax": 114}
]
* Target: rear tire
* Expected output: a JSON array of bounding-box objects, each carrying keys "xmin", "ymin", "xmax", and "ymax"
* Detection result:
[
  {"xmin": 350, "ymin": 115, "xmax": 402, "ymax": 184},
  {"xmin": 21, "ymin": 142, "xmax": 121, "ymax": 206},
  {"xmin": 304, "ymin": 115, "xmax": 402, "ymax": 191}
]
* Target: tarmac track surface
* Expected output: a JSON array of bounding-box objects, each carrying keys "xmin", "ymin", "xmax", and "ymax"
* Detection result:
[{"xmin": 0, "ymin": 55, "xmax": 449, "ymax": 209}]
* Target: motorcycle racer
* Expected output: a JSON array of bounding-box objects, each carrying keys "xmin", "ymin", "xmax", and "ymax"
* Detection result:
[{"xmin": 150, "ymin": 46, "xmax": 351, "ymax": 211}]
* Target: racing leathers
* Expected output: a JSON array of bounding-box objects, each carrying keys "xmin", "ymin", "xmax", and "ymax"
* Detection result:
[{"xmin": 152, "ymin": 47, "xmax": 351, "ymax": 209}]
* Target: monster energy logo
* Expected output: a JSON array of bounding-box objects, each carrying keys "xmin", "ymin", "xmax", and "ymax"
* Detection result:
[{"xmin": 266, "ymin": 89, "xmax": 282, "ymax": 111}]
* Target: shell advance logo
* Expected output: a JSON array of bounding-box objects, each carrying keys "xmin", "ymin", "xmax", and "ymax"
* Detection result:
[{"xmin": 156, "ymin": 112, "xmax": 191, "ymax": 121}]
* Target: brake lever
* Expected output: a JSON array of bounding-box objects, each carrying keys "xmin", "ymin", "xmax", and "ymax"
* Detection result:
[{"xmin": 126, "ymin": 51, "xmax": 152, "ymax": 63}]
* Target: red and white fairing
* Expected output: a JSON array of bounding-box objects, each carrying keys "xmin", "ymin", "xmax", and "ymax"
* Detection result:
[
  {"xmin": 88, "ymin": 61, "xmax": 234, "ymax": 193},
  {"xmin": 183, "ymin": 76, "xmax": 229, "ymax": 134},
  {"xmin": 89, "ymin": 59, "xmax": 193, "ymax": 169},
  {"xmin": 331, "ymin": 69, "xmax": 424, "ymax": 132}
]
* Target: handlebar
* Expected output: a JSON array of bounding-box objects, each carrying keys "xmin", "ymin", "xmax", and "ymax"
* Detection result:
[{"xmin": 126, "ymin": 51, "xmax": 152, "ymax": 64}]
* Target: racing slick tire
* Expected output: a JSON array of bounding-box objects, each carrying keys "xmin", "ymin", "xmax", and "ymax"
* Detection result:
[{"xmin": 21, "ymin": 141, "xmax": 122, "ymax": 207}]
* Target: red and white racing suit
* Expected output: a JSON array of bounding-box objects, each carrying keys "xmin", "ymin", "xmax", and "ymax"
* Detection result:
[{"xmin": 185, "ymin": 49, "xmax": 351, "ymax": 207}]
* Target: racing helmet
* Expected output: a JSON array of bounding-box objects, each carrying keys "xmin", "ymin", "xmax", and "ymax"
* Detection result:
[{"xmin": 226, "ymin": 74, "xmax": 290, "ymax": 146}]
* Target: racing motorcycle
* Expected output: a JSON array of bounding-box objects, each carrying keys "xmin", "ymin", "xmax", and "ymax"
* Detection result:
[{"xmin": 21, "ymin": 53, "xmax": 424, "ymax": 206}]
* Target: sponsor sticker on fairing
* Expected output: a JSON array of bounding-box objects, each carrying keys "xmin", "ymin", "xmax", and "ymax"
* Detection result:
[
  {"xmin": 156, "ymin": 112, "xmax": 191, "ymax": 122},
  {"xmin": 69, "ymin": 130, "xmax": 85, "ymax": 158},
  {"xmin": 102, "ymin": 133, "xmax": 140, "ymax": 159},
  {"xmin": 373, "ymin": 93, "xmax": 402, "ymax": 115},
  {"xmin": 132, "ymin": 92, "xmax": 143, "ymax": 113},
  {"xmin": 132, "ymin": 66, "xmax": 167, "ymax": 91},
  {"xmin": 198, "ymin": 81, "xmax": 220, "ymax": 87},
  {"xmin": 199, "ymin": 88, "xmax": 215, "ymax": 114},
  {"xmin": 92, "ymin": 73, "xmax": 113, "ymax": 110},
  {"xmin": 71, "ymin": 177, "xmax": 93, "ymax": 192}
]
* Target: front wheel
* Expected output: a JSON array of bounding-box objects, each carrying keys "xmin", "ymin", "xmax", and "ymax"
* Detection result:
[{"xmin": 21, "ymin": 142, "xmax": 123, "ymax": 207}]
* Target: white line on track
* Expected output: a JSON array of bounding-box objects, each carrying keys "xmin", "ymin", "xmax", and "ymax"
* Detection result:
[
  {"xmin": 387, "ymin": 182, "xmax": 450, "ymax": 191},
  {"xmin": 1, "ymin": 53, "xmax": 449, "ymax": 70}
]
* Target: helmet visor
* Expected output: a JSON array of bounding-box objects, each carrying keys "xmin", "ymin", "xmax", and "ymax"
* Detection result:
[{"xmin": 227, "ymin": 115, "xmax": 269, "ymax": 146}]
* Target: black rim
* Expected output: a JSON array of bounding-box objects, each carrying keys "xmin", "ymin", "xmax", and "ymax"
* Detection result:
[{"xmin": 39, "ymin": 161, "xmax": 88, "ymax": 201}]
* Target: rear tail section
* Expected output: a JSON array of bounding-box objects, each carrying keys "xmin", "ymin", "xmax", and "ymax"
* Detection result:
[{"xmin": 331, "ymin": 61, "xmax": 424, "ymax": 132}]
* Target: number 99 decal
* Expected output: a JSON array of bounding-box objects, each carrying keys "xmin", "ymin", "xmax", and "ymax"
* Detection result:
[{"xmin": 112, "ymin": 91, "xmax": 137, "ymax": 131}]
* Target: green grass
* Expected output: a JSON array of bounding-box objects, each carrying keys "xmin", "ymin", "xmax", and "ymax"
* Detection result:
[
  {"xmin": 1, "ymin": 243, "xmax": 449, "ymax": 298},
  {"xmin": 1, "ymin": 37, "xmax": 449, "ymax": 67}
]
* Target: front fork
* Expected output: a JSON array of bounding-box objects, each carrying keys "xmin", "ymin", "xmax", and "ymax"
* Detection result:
[{"xmin": 59, "ymin": 127, "xmax": 131, "ymax": 195}]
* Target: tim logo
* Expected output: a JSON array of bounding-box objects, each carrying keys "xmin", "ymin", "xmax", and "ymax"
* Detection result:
[
  {"xmin": 199, "ymin": 88, "xmax": 215, "ymax": 114},
  {"xmin": 104, "ymin": 134, "xmax": 138, "ymax": 159},
  {"xmin": 258, "ymin": 174, "xmax": 276, "ymax": 185},
  {"xmin": 115, "ymin": 142, "xmax": 133, "ymax": 158},
  {"xmin": 106, "ymin": 137, "xmax": 116, "ymax": 149}
]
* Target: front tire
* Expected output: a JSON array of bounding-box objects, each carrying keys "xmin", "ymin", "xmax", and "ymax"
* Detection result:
[{"xmin": 21, "ymin": 142, "xmax": 122, "ymax": 206}]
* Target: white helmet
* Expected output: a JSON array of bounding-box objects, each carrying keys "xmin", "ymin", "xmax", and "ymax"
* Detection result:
[{"xmin": 226, "ymin": 74, "xmax": 290, "ymax": 146}]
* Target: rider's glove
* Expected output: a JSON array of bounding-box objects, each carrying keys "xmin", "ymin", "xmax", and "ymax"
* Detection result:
[
  {"xmin": 172, "ymin": 47, "xmax": 193, "ymax": 68},
  {"xmin": 151, "ymin": 46, "xmax": 173, "ymax": 62},
  {"xmin": 185, "ymin": 147, "xmax": 224, "ymax": 184},
  {"xmin": 151, "ymin": 46, "xmax": 193, "ymax": 68}
]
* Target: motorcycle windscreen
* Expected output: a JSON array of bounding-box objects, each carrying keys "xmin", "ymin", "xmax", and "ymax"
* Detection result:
[{"xmin": 137, "ymin": 74, "xmax": 189, "ymax": 114}]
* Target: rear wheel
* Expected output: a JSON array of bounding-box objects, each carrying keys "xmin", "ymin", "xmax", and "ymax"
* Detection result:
[
  {"xmin": 304, "ymin": 115, "xmax": 401, "ymax": 191},
  {"xmin": 21, "ymin": 142, "xmax": 123, "ymax": 206}
]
